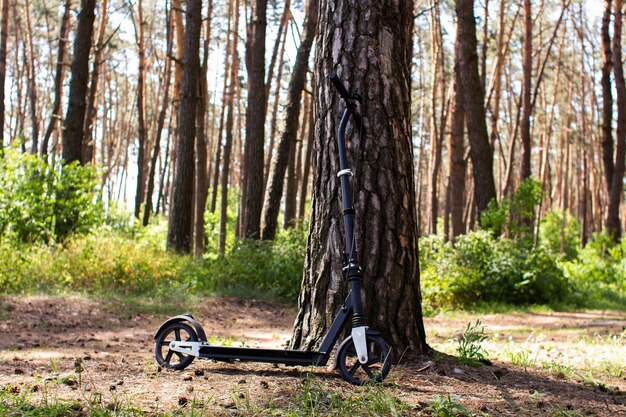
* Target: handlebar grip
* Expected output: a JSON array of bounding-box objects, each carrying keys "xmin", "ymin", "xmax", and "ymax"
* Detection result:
[{"xmin": 329, "ymin": 72, "xmax": 352, "ymax": 101}]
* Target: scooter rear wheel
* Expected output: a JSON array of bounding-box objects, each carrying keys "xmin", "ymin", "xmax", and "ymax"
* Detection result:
[
  {"xmin": 336, "ymin": 334, "xmax": 392, "ymax": 385},
  {"xmin": 154, "ymin": 322, "xmax": 197, "ymax": 370}
]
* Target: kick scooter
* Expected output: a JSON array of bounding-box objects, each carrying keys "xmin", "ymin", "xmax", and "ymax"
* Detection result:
[{"xmin": 153, "ymin": 73, "xmax": 392, "ymax": 385}]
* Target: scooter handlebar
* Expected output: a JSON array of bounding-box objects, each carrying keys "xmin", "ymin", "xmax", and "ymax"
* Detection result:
[{"xmin": 329, "ymin": 72, "xmax": 352, "ymax": 101}]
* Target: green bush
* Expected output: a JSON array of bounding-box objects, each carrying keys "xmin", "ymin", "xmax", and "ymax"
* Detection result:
[
  {"xmin": 0, "ymin": 220, "xmax": 307, "ymax": 301},
  {"xmin": 0, "ymin": 148, "xmax": 103, "ymax": 243},
  {"xmin": 196, "ymin": 225, "xmax": 306, "ymax": 300},
  {"xmin": 420, "ymin": 230, "xmax": 569, "ymax": 311},
  {"xmin": 481, "ymin": 177, "xmax": 542, "ymax": 238},
  {"xmin": 561, "ymin": 232, "xmax": 626, "ymax": 308},
  {"xmin": 538, "ymin": 210, "xmax": 580, "ymax": 260}
]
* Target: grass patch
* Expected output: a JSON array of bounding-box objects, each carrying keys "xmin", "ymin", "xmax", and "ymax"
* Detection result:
[{"xmin": 0, "ymin": 223, "xmax": 306, "ymax": 304}]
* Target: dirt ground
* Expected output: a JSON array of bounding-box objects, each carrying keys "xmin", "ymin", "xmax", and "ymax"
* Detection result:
[{"xmin": 1, "ymin": 295, "xmax": 625, "ymax": 416}]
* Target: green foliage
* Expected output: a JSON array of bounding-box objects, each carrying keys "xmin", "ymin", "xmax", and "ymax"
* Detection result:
[
  {"xmin": 420, "ymin": 230, "xmax": 568, "ymax": 310},
  {"xmin": 0, "ymin": 148, "xmax": 103, "ymax": 243},
  {"xmin": 426, "ymin": 395, "xmax": 472, "ymax": 417},
  {"xmin": 538, "ymin": 210, "xmax": 580, "ymax": 260},
  {"xmin": 0, "ymin": 218, "xmax": 306, "ymax": 301},
  {"xmin": 481, "ymin": 178, "xmax": 542, "ymax": 238},
  {"xmin": 456, "ymin": 320, "xmax": 489, "ymax": 364},
  {"xmin": 279, "ymin": 376, "xmax": 409, "ymax": 417},
  {"xmin": 561, "ymin": 232, "xmax": 626, "ymax": 309}
]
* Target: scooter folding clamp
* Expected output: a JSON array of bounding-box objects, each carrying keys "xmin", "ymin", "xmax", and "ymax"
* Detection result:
[{"xmin": 169, "ymin": 340, "xmax": 202, "ymax": 357}]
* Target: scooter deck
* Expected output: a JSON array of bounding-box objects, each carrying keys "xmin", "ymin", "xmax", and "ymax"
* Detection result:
[{"xmin": 198, "ymin": 345, "xmax": 327, "ymax": 366}]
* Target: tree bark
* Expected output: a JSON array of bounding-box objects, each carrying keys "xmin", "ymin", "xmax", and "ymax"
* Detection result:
[
  {"xmin": 449, "ymin": 40, "xmax": 466, "ymax": 243},
  {"xmin": 194, "ymin": 0, "xmax": 213, "ymax": 257},
  {"xmin": 291, "ymin": 0, "xmax": 427, "ymax": 354},
  {"xmin": 24, "ymin": 0, "xmax": 39, "ymax": 154},
  {"xmin": 608, "ymin": 0, "xmax": 626, "ymax": 241},
  {"xmin": 261, "ymin": 0, "xmax": 318, "ymax": 240},
  {"xmin": 143, "ymin": 8, "xmax": 173, "ymax": 226},
  {"xmin": 166, "ymin": 0, "xmax": 202, "ymax": 253},
  {"xmin": 62, "ymin": 0, "xmax": 97, "ymax": 165},
  {"xmin": 455, "ymin": 0, "xmax": 497, "ymax": 218},
  {"xmin": 219, "ymin": 0, "xmax": 239, "ymax": 255},
  {"xmin": 298, "ymin": 91, "xmax": 314, "ymax": 219},
  {"xmin": 601, "ymin": 0, "xmax": 614, "ymax": 192},
  {"xmin": 0, "ymin": 0, "xmax": 8, "ymax": 150},
  {"xmin": 241, "ymin": 0, "xmax": 267, "ymax": 239},
  {"xmin": 41, "ymin": 0, "xmax": 72, "ymax": 156},
  {"xmin": 132, "ymin": 0, "xmax": 148, "ymax": 218},
  {"xmin": 264, "ymin": 27, "xmax": 288, "ymax": 187},
  {"xmin": 520, "ymin": 0, "xmax": 532, "ymax": 181}
]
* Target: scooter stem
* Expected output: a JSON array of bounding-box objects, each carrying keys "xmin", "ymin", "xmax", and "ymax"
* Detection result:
[{"xmin": 336, "ymin": 102, "xmax": 370, "ymax": 366}]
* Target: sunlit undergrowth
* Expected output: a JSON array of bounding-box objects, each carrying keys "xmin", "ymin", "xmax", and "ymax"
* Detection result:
[
  {"xmin": 0, "ymin": 219, "xmax": 306, "ymax": 302},
  {"xmin": 0, "ymin": 159, "xmax": 624, "ymax": 312}
]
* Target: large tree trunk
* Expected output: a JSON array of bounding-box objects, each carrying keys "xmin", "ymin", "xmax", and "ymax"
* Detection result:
[
  {"xmin": 166, "ymin": 0, "xmax": 202, "ymax": 253},
  {"xmin": 41, "ymin": 0, "xmax": 72, "ymax": 157},
  {"xmin": 455, "ymin": 0, "xmax": 497, "ymax": 218},
  {"xmin": 520, "ymin": 0, "xmax": 532, "ymax": 181},
  {"xmin": 261, "ymin": 0, "xmax": 318, "ymax": 240},
  {"xmin": 608, "ymin": 0, "xmax": 626, "ymax": 241},
  {"xmin": 241, "ymin": 0, "xmax": 267, "ymax": 239},
  {"xmin": 601, "ymin": 0, "xmax": 614, "ymax": 191},
  {"xmin": 291, "ymin": 0, "xmax": 426, "ymax": 354},
  {"xmin": 62, "ymin": 0, "xmax": 97, "ymax": 165},
  {"xmin": 0, "ymin": 0, "xmax": 8, "ymax": 150}
]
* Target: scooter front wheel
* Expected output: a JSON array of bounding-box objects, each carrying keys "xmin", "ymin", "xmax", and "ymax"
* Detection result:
[
  {"xmin": 154, "ymin": 322, "xmax": 198, "ymax": 370},
  {"xmin": 336, "ymin": 334, "xmax": 392, "ymax": 385}
]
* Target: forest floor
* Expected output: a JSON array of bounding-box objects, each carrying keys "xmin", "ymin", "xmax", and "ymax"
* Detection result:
[{"xmin": 1, "ymin": 295, "xmax": 625, "ymax": 416}]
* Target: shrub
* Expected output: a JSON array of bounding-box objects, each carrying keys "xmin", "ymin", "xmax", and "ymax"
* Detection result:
[
  {"xmin": 196, "ymin": 225, "xmax": 306, "ymax": 300},
  {"xmin": 0, "ymin": 221, "xmax": 307, "ymax": 301},
  {"xmin": 481, "ymin": 177, "xmax": 542, "ymax": 238},
  {"xmin": 420, "ymin": 230, "xmax": 569, "ymax": 310},
  {"xmin": 538, "ymin": 210, "xmax": 580, "ymax": 260},
  {"xmin": 562, "ymin": 232, "xmax": 626, "ymax": 308},
  {"xmin": 0, "ymin": 148, "xmax": 103, "ymax": 243}
]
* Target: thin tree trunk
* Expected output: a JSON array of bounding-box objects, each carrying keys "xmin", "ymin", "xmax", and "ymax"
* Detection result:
[
  {"xmin": 261, "ymin": 0, "xmax": 318, "ymax": 240},
  {"xmin": 132, "ymin": 0, "xmax": 148, "ymax": 219},
  {"xmin": 520, "ymin": 0, "xmax": 532, "ymax": 181},
  {"xmin": 0, "ymin": 0, "xmax": 8, "ymax": 150},
  {"xmin": 24, "ymin": 0, "xmax": 38, "ymax": 154},
  {"xmin": 449, "ymin": 39, "xmax": 466, "ymax": 243},
  {"xmin": 298, "ymin": 84, "xmax": 314, "ymax": 219},
  {"xmin": 143, "ymin": 8, "xmax": 173, "ymax": 226},
  {"xmin": 265, "ymin": 0, "xmax": 290, "ymax": 102},
  {"xmin": 193, "ymin": 0, "xmax": 213, "ymax": 257},
  {"xmin": 209, "ymin": 3, "xmax": 233, "ymax": 214},
  {"xmin": 219, "ymin": 0, "xmax": 239, "ymax": 255},
  {"xmin": 41, "ymin": 0, "xmax": 71, "ymax": 157},
  {"xmin": 601, "ymin": 0, "xmax": 614, "ymax": 191},
  {"xmin": 608, "ymin": 0, "xmax": 626, "ymax": 241},
  {"xmin": 264, "ymin": 27, "xmax": 288, "ymax": 186}
]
